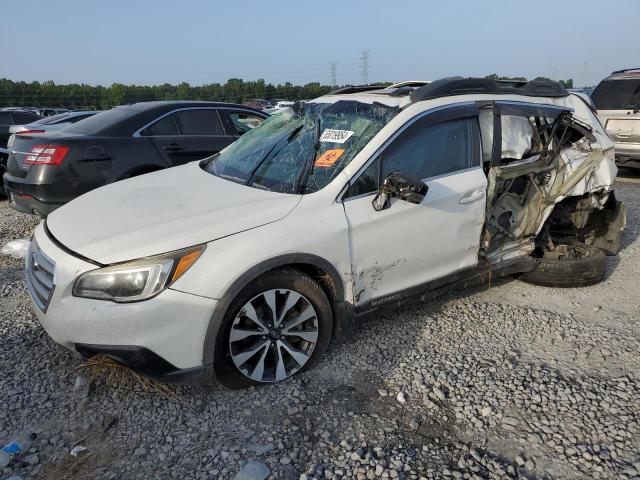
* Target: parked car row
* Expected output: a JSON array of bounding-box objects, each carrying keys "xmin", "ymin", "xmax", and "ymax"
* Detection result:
[
  {"xmin": 3, "ymin": 101, "xmax": 267, "ymax": 216},
  {"xmin": 242, "ymin": 98, "xmax": 296, "ymax": 112},
  {"xmin": 1, "ymin": 106, "xmax": 70, "ymax": 117},
  {"xmin": 14, "ymin": 77, "xmax": 625, "ymax": 388},
  {"xmin": 1, "ymin": 109, "xmax": 42, "ymax": 147}
]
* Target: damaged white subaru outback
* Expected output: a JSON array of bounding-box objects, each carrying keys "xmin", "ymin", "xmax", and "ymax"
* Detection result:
[{"xmin": 27, "ymin": 77, "xmax": 625, "ymax": 387}]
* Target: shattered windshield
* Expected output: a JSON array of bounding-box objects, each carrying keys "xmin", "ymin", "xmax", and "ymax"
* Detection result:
[{"xmin": 203, "ymin": 100, "xmax": 399, "ymax": 194}]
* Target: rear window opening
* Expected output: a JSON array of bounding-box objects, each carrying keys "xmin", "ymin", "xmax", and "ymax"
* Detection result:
[
  {"xmin": 63, "ymin": 107, "xmax": 138, "ymax": 135},
  {"xmin": 482, "ymin": 107, "xmax": 600, "ymax": 259},
  {"xmin": 592, "ymin": 78, "xmax": 640, "ymax": 110}
]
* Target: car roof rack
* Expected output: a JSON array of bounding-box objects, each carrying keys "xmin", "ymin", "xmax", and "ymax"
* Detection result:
[
  {"xmin": 389, "ymin": 80, "xmax": 431, "ymax": 88},
  {"xmin": 409, "ymin": 77, "xmax": 569, "ymax": 103},
  {"xmin": 611, "ymin": 68, "xmax": 640, "ymax": 74},
  {"xmin": 329, "ymin": 85, "xmax": 387, "ymax": 95},
  {"xmin": 607, "ymin": 68, "xmax": 640, "ymax": 79}
]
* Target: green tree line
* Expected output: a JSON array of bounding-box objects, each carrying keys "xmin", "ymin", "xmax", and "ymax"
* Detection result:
[
  {"xmin": 0, "ymin": 75, "xmax": 575, "ymax": 110},
  {"xmin": 0, "ymin": 78, "xmax": 335, "ymax": 109}
]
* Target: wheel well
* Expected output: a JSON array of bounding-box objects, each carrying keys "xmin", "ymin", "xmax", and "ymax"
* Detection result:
[
  {"xmin": 539, "ymin": 191, "xmax": 625, "ymax": 255},
  {"xmin": 202, "ymin": 255, "xmax": 347, "ymax": 367},
  {"xmin": 281, "ymin": 263, "xmax": 339, "ymax": 305},
  {"xmin": 259, "ymin": 263, "xmax": 346, "ymax": 340}
]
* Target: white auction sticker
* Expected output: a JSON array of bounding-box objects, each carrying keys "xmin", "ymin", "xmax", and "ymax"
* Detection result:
[{"xmin": 319, "ymin": 129, "xmax": 355, "ymax": 144}]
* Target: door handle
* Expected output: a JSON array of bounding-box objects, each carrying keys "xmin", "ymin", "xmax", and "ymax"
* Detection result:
[
  {"xmin": 459, "ymin": 190, "xmax": 484, "ymax": 204},
  {"xmin": 162, "ymin": 143, "xmax": 183, "ymax": 152}
]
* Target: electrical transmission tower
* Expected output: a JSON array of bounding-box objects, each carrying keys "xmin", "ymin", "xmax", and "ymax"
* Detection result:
[
  {"xmin": 360, "ymin": 50, "xmax": 370, "ymax": 85},
  {"xmin": 330, "ymin": 61, "xmax": 338, "ymax": 88}
]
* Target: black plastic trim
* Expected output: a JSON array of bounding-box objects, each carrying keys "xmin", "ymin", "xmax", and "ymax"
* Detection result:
[
  {"xmin": 75, "ymin": 344, "xmax": 178, "ymax": 375},
  {"xmin": 355, "ymin": 256, "xmax": 539, "ymax": 314},
  {"xmin": 410, "ymin": 77, "xmax": 569, "ymax": 103},
  {"xmin": 44, "ymin": 221, "xmax": 103, "ymax": 266},
  {"xmin": 75, "ymin": 343, "xmax": 212, "ymax": 385},
  {"xmin": 493, "ymin": 101, "xmax": 570, "ymax": 118}
]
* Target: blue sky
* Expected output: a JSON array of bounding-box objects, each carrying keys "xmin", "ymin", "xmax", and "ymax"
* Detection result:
[{"xmin": 1, "ymin": 0, "xmax": 638, "ymax": 87}]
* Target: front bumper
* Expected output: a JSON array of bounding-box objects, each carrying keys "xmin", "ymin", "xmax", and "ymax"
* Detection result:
[
  {"xmin": 29, "ymin": 224, "xmax": 218, "ymax": 375},
  {"xmin": 74, "ymin": 344, "xmax": 214, "ymax": 384}
]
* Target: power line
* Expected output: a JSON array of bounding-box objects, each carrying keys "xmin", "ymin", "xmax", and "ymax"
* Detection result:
[
  {"xmin": 329, "ymin": 61, "xmax": 338, "ymax": 88},
  {"xmin": 360, "ymin": 50, "xmax": 370, "ymax": 85}
]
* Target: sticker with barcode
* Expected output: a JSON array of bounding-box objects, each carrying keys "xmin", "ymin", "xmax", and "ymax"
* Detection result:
[{"xmin": 319, "ymin": 129, "xmax": 354, "ymax": 144}]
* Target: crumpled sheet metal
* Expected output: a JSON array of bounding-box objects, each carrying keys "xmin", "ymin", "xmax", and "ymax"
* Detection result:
[{"xmin": 486, "ymin": 132, "xmax": 616, "ymax": 261}]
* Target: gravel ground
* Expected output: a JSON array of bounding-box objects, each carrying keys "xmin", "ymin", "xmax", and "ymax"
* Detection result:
[{"xmin": 0, "ymin": 178, "xmax": 639, "ymax": 480}]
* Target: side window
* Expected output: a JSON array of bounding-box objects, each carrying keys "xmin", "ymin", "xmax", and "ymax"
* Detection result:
[
  {"xmin": 13, "ymin": 113, "xmax": 40, "ymax": 124},
  {"xmin": 0, "ymin": 112, "xmax": 12, "ymax": 125},
  {"xmin": 592, "ymin": 79, "xmax": 640, "ymax": 110},
  {"xmin": 141, "ymin": 114, "xmax": 179, "ymax": 136},
  {"xmin": 381, "ymin": 117, "xmax": 476, "ymax": 180},
  {"xmin": 68, "ymin": 114, "xmax": 94, "ymax": 124},
  {"xmin": 228, "ymin": 111, "xmax": 265, "ymax": 135},
  {"xmin": 346, "ymin": 157, "xmax": 380, "ymax": 197},
  {"xmin": 174, "ymin": 109, "xmax": 224, "ymax": 135}
]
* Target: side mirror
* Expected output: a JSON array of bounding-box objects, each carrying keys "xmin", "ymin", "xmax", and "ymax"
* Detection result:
[{"xmin": 372, "ymin": 171, "xmax": 428, "ymax": 211}]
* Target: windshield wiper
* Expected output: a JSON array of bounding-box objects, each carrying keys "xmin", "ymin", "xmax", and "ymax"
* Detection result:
[
  {"xmin": 202, "ymin": 152, "xmax": 221, "ymax": 169},
  {"xmin": 287, "ymin": 124, "xmax": 304, "ymax": 142}
]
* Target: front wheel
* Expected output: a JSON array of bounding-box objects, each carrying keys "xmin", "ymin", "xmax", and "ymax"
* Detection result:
[{"xmin": 214, "ymin": 268, "xmax": 333, "ymax": 388}]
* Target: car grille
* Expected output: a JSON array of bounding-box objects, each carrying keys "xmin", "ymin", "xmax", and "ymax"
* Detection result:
[{"xmin": 25, "ymin": 240, "xmax": 55, "ymax": 312}]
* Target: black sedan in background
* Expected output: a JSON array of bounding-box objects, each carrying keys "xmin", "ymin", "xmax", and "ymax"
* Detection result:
[{"xmin": 3, "ymin": 101, "xmax": 267, "ymax": 216}]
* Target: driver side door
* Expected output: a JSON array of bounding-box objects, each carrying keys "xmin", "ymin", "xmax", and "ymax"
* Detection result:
[{"xmin": 342, "ymin": 103, "xmax": 487, "ymax": 307}]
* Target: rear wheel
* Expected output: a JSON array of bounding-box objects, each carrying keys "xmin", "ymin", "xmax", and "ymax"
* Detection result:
[
  {"xmin": 519, "ymin": 242, "xmax": 606, "ymax": 288},
  {"xmin": 214, "ymin": 269, "xmax": 333, "ymax": 388}
]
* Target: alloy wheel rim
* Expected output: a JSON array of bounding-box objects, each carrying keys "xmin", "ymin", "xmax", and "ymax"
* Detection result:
[{"xmin": 229, "ymin": 289, "xmax": 319, "ymax": 382}]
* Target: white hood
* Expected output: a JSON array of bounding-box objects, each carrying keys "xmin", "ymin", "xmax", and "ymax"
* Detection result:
[{"xmin": 46, "ymin": 162, "xmax": 302, "ymax": 264}]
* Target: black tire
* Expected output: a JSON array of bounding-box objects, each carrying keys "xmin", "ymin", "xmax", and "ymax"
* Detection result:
[
  {"xmin": 519, "ymin": 242, "xmax": 606, "ymax": 288},
  {"xmin": 214, "ymin": 268, "xmax": 333, "ymax": 389}
]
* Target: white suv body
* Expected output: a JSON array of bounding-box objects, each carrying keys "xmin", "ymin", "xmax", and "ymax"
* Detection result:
[
  {"xmin": 27, "ymin": 78, "xmax": 622, "ymax": 387},
  {"xmin": 592, "ymin": 69, "xmax": 640, "ymax": 169}
]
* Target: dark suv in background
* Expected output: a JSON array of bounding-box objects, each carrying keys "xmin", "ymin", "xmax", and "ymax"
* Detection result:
[
  {"xmin": 3, "ymin": 101, "xmax": 267, "ymax": 216},
  {"xmin": 1, "ymin": 110, "xmax": 42, "ymax": 193}
]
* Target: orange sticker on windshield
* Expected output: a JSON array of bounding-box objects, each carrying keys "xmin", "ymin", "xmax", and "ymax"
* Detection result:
[{"xmin": 315, "ymin": 149, "xmax": 344, "ymax": 168}]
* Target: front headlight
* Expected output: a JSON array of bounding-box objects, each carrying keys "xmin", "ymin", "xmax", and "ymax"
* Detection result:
[{"xmin": 73, "ymin": 245, "xmax": 204, "ymax": 302}]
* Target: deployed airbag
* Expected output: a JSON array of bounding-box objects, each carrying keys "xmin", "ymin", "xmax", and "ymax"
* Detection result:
[{"xmin": 479, "ymin": 113, "xmax": 534, "ymax": 160}]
